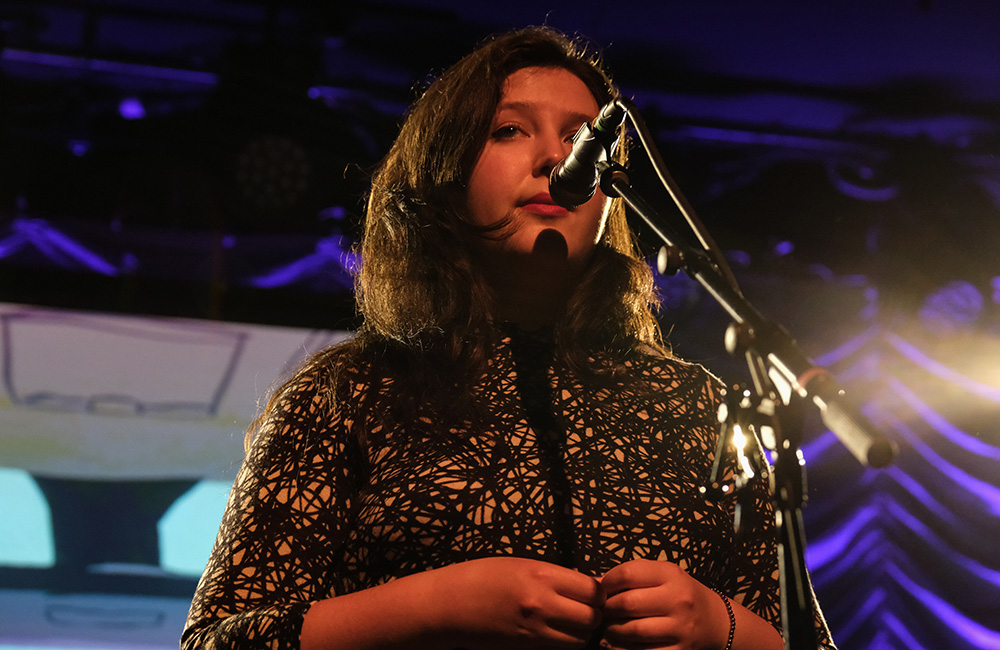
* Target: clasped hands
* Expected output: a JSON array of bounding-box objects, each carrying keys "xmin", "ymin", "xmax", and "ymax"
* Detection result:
[{"xmin": 440, "ymin": 556, "xmax": 731, "ymax": 650}]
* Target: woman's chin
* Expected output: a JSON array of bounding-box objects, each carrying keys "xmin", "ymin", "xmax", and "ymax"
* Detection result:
[{"xmin": 530, "ymin": 228, "xmax": 570, "ymax": 261}]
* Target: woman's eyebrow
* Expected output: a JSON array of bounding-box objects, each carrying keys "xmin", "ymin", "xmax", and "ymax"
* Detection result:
[{"xmin": 495, "ymin": 100, "xmax": 594, "ymax": 126}]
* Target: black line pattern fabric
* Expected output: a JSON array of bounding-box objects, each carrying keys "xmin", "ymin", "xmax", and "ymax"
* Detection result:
[{"xmin": 182, "ymin": 332, "xmax": 835, "ymax": 649}]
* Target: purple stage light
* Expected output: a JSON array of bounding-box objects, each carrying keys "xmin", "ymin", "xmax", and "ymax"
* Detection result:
[
  {"xmin": 2, "ymin": 218, "xmax": 118, "ymax": 275},
  {"xmin": 1, "ymin": 48, "xmax": 218, "ymax": 86},
  {"xmin": 248, "ymin": 235, "xmax": 356, "ymax": 290},
  {"xmin": 825, "ymin": 161, "xmax": 899, "ymax": 202},
  {"xmin": 319, "ymin": 206, "xmax": 347, "ymax": 221},
  {"xmin": 804, "ymin": 264, "xmax": 868, "ymax": 286},
  {"xmin": 119, "ymin": 97, "xmax": 146, "ymax": 120},
  {"xmin": 812, "ymin": 324, "xmax": 880, "ymax": 367},
  {"xmin": 806, "ymin": 501, "xmax": 883, "ymax": 569},
  {"xmin": 884, "ymin": 466, "xmax": 963, "ymax": 526},
  {"xmin": 882, "ymin": 493, "xmax": 1000, "ymax": 588},
  {"xmin": 886, "ymin": 564, "xmax": 1000, "ymax": 649},
  {"xmin": 68, "ymin": 140, "xmax": 91, "ymax": 157},
  {"xmin": 887, "ymin": 333, "xmax": 1000, "ymax": 402},
  {"xmin": 774, "ymin": 240, "xmax": 795, "ymax": 256},
  {"xmin": 879, "ymin": 610, "xmax": 935, "ymax": 650},
  {"xmin": 919, "ymin": 281, "xmax": 983, "ymax": 334},
  {"xmin": 308, "ymin": 85, "xmax": 352, "ymax": 105},
  {"xmin": 877, "ymin": 405, "xmax": 1000, "ymax": 516},
  {"xmin": 887, "ymin": 377, "xmax": 1000, "ymax": 459},
  {"xmin": 834, "ymin": 589, "xmax": 888, "ymax": 645},
  {"xmin": 726, "ymin": 249, "xmax": 751, "ymax": 267},
  {"xmin": 861, "ymin": 286, "xmax": 879, "ymax": 320}
]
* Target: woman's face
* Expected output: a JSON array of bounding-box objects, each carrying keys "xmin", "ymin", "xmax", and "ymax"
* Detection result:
[{"xmin": 465, "ymin": 66, "xmax": 608, "ymax": 275}]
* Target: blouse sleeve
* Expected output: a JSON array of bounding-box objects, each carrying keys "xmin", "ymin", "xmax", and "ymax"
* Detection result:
[{"xmin": 181, "ymin": 371, "xmax": 364, "ymax": 650}]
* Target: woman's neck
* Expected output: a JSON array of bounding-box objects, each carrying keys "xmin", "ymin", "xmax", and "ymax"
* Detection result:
[
  {"xmin": 476, "ymin": 229, "xmax": 588, "ymax": 329},
  {"xmin": 485, "ymin": 259, "xmax": 577, "ymax": 329}
]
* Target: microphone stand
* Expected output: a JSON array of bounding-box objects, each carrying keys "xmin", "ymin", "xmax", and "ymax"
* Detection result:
[{"xmin": 594, "ymin": 115, "xmax": 896, "ymax": 646}]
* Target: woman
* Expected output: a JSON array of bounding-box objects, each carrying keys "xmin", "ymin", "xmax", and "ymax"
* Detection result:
[{"xmin": 182, "ymin": 26, "xmax": 835, "ymax": 650}]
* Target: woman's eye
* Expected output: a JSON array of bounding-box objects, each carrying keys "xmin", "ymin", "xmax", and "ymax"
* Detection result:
[
  {"xmin": 492, "ymin": 125, "xmax": 521, "ymax": 139},
  {"xmin": 565, "ymin": 124, "xmax": 586, "ymax": 143}
]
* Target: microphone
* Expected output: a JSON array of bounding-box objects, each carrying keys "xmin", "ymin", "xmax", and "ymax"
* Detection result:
[{"xmin": 549, "ymin": 99, "xmax": 627, "ymax": 209}]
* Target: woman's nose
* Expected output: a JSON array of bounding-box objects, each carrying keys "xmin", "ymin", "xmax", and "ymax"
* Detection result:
[{"xmin": 535, "ymin": 134, "xmax": 570, "ymax": 178}]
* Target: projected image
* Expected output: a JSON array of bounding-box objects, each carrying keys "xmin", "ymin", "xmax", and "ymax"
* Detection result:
[
  {"xmin": 0, "ymin": 302, "xmax": 347, "ymax": 649},
  {"xmin": 3, "ymin": 309, "xmax": 247, "ymax": 418}
]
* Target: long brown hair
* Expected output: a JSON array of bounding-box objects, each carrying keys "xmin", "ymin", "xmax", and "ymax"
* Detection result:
[{"xmin": 250, "ymin": 26, "xmax": 666, "ymax": 448}]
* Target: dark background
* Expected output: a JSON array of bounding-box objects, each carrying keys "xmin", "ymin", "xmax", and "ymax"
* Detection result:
[{"xmin": 3, "ymin": 0, "xmax": 998, "ymax": 330}]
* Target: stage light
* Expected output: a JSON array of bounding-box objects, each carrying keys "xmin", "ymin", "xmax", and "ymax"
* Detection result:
[
  {"xmin": 319, "ymin": 206, "xmax": 347, "ymax": 221},
  {"xmin": 774, "ymin": 240, "xmax": 795, "ymax": 256},
  {"xmin": 67, "ymin": 140, "xmax": 90, "ymax": 157},
  {"xmin": 918, "ymin": 281, "xmax": 983, "ymax": 335},
  {"xmin": 118, "ymin": 97, "xmax": 146, "ymax": 120}
]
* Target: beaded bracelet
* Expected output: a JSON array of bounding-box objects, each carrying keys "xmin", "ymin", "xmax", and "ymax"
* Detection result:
[{"xmin": 714, "ymin": 589, "xmax": 736, "ymax": 650}]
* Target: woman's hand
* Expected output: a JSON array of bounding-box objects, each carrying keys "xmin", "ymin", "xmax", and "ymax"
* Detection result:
[
  {"xmin": 432, "ymin": 557, "xmax": 605, "ymax": 650},
  {"xmin": 600, "ymin": 559, "xmax": 729, "ymax": 650}
]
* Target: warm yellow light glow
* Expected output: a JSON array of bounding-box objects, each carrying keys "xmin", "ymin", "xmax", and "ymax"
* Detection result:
[{"xmin": 732, "ymin": 424, "xmax": 757, "ymax": 479}]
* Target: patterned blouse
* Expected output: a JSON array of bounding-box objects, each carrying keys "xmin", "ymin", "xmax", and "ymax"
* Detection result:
[{"xmin": 182, "ymin": 330, "xmax": 834, "ymax": 649}]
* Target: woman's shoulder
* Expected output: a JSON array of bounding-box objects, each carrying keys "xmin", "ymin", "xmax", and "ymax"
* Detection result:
[
  {"xmin": 249, "ymin": 337, "xmax": 378, "ymax": 449},
  {"xmin": 625, "ymin": 344, "xmax": 722, "ymax": 391},
  {"xmin": 611, "ymin": 346, "xmax": 725, "ymax": 431},
  {"xmin": 279, "ymin": 335, "xmax": 386, "ymax": 394},
  {"xmin": 255, "ymin": 337, "xmax": 380, "ymax": 428}
]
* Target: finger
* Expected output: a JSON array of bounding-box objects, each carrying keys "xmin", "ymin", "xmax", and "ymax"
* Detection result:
[
  {"xmin": 551, "ymin": 569, "xmax": 606, "ymax": 608},
  {"xmin": 602, "ymin": 639, "xmax": 678, "ymax": 650},
  {"xmin": 533, "ymin": 624, "xmax": 601, "ymax": 650},
  {"xmin": 603, "ymin": 587, "xmax": 668, "ymax": 619},
  {"xmin": 604, "ymin": 615, "xmax": 679, "ymax": 647},
  {"xmin": 602, "ymin": 559, "xmax": 678, "ymax": 597},
  {"xmin": 546, "ymin": 598, "xmax": 604, "ymax": 636}
]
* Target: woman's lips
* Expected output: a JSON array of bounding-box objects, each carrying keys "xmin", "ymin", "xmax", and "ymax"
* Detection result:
[{"xmin": 520, "ymin": 193, "xmax": 569, "ymax": 217}]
